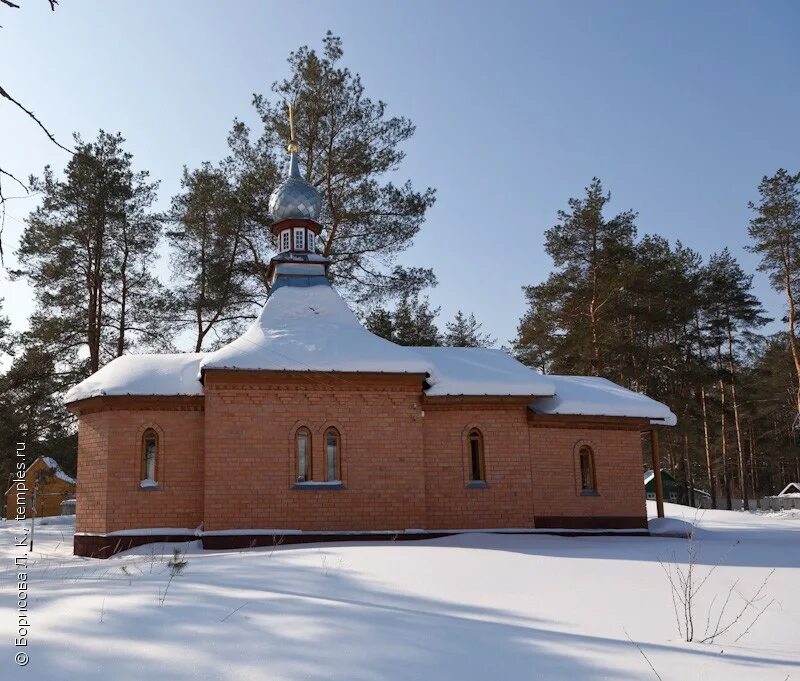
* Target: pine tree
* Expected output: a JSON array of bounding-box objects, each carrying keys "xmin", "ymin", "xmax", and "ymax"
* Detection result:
[
  {"xmin": 365, "ymin": 295, "xmax": 441, "ymax": 346},
  {"xmin": 392, "ymin": 295, "xmax": 441, "ymax": 346},
  {"xmin": 703, "ymin": 250, "xmax": 768, "ymax": 509},
  {"xmin": 443, "ymin": 310, "xmax": 495, "ymax": 347},
  {"xmin": 0, "ymin": 345, "xmax": 77, "ymax": 485},
  {"xmin": 747, "ymin": 169, "xmax": 800, "ymax": 414},
  {"xmin": 515, "ymin": 178, "xmax": 636, "ymax": 376},
  {"xmin": 545, "ymin": 178, "xmax": 635, "ymax": 375},
  {"xmin": 168, "ymin": 163, "xmax": 260, "ymax": 351},
  {"xmin": 512, "ymin": 177, "xmax": 782, "ymax": 507},
  {"xmin": 227, "ymin": 33, "xmax": 436, "ymax": 304},
  {"xmin": 363, "ymin": 307, "xmax": 394, "ymax": 342},
  {"xmin": 14, "ymin": 131, "xmax": 167, "ymax": 378},
  {"xmin": 514, "ymin": 282, "xmax": 561, "ymax": 373},
  {"xmin": 740, "ymin": 334, "xmax": 800, "ymax": 492},
  {"xmin": 0, "ymin": 298, "xmax": 9, "ymax": 354}
]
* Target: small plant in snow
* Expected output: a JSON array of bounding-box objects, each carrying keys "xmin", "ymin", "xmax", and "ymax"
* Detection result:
[
  {"xmin": 269, "ymin": 534, "xmax": 285, "ymax": 559},
  {"xmin": 158, "ymin": 549, "xmax": 188, "ymax": 607},
  {"xmin": 659, "ymin": 526, "xmax": 776, "ymax": 643}
]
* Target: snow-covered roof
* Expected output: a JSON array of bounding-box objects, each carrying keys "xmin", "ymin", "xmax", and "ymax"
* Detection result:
[
  {"xmin": 63, "ymin": 278, "xmax": 675, "ymax": 427},
  {"xmin": 531, "ymin": 375, "xmax": 677, "ymax": 426},
  {"xmin": 64, "ymin": 353, "xmax": 205, "ymax": 403},
  {"xmin": 4, "ymin": 456, "xmax": 75, "ymax": 495},
  {"xmin": 39, "ymin": 456, "xmax": 76, "ymax": 485},
  {"xmin": 643, "ymin": 469, "xmax": 676, "ymax": 485},
  {"xmin": 779, "ymin": 482, "xmax": 800, "ymax": 497},
  {"xmin": 414, "ymin": 347, "xmax": 554, "ymax": 397},
  {"xmin": 200, "ymin": 280, "xmax": 431, "ymax": 375}
]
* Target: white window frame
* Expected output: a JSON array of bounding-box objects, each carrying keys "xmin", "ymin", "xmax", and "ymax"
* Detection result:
[
  {"xmin": 293, "ymin": 228, "xmax": 305, "ymax": 251},
  {"xmin": 307, "ymin": 230, "xmax": 315, "ymax": 253},
  {"xmin": 280, "ymin": 230, "xmax": 290, "ymax": 252}
]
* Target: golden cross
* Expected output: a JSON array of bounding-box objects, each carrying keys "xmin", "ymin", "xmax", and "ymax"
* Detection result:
[{"xmin": 287, "ymin": 103, "xmax": 299, "ymax": 153}]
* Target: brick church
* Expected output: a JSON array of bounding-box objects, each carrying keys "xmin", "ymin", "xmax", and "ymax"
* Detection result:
[{"xmin": 66, "ymin": 133, "xmax": 676, "ymax": 558}]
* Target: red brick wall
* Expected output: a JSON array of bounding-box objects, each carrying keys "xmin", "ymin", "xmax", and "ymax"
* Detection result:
[
  {"xmin": 529, "ymin": 422, "xmax": 647, "ymax": 527},
  {"xmin": 75, "ymin": 412, "xmax": 109, "ymax": 533},
  {"xmin": 72, "ymin": 380, "xmax": 649, "ymax": 537},
  {"xmin": 202, "ymin": 372, "xmax": 427, "ymax": 532},
  {"xmin": 74, "ymin": 404, "xmax": 204, "ymax": 534},
  {"xmin": 422, "ymin": 405, "xmax": 535, "ymax": 528}
]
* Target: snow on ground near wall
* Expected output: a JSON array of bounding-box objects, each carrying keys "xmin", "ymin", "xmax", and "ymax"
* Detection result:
[{"xmin": 1, "ymin": 503, "xmax": 797, "ymax": 681}]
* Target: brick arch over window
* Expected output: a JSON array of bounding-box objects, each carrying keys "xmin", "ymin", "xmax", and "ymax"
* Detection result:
[
  {"xmin": 461, "ymin": 423, "xmax": 487, "ymax": 487},
  {"xmin": 572, "ymin": 439, "xmax": 599, "ymax": 496},
  {"xmin": 136, "ymin": 422, "xmax": 165, "ymax": 489}
]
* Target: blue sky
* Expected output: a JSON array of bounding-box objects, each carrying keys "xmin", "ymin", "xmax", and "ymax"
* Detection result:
[{"xmin": 1, "ymin": 0, "xmax": 798, "ymax": 346}]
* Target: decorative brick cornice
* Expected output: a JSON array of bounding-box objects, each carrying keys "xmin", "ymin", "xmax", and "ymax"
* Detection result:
[
  {"xmin": 422, "ymin": 395, "xmax": 533, "ymax": 411},
  {"xmin": 527, "ymin": 412, "xmax": 648, "ymax": 431},
  {"xmin": 66, "ymin": 395, "xmax": 204, "ymax": 415}
]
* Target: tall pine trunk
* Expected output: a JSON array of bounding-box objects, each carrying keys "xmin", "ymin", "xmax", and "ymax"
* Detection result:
[
  {"xmin": 694, "ymin": 313, "xmax": 716, "ymax": 508},
  {"xmin": 726, "ymin": 325, "xmax": 749, "ymax": 511},
  {"xmin": 748, "ymin": 422, "xmax": 758, "ymax": 502},
  {"xmin": 86, "ymin": 231, "xmax": 104, "ymax": 374},
  {"xmin": 781, "ymin": 256, "xmax": 800, "ymax": 415},
  {"xmin": 700, "ymin": 385, "xmax": 716, "ymax": 508},
  {"xmin": 684, "ymin": 433, "xmax": 694, "ymax": 507},
  {"xmin": 717, "ymin": 346, "xmax": 732, "ymax": 509},
  {"xmin": 116, "ymin": 223, "xmax": 130, "ymax": 358}
]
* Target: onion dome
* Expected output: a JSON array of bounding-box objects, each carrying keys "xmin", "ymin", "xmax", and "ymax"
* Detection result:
[{"xmin": 268, "ymin": 151, "xmax": 322, "ymax": 223}]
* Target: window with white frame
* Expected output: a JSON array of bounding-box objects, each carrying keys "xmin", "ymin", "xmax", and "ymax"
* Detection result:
[
  {"xmin": 280, "ymin": 230, "xmax": 290, "ymax": 252},
  {"xmin": 296, "ymin": 428, "xmax": 311, "ymax": 482},
  {"xmin": 142, "ymin": 429, "xmax": 158, "ymax": 483},
  {"xmin": 307, "ymin": 230, "xmax": 315, "ymax": 253},
  {"xmin": 294, "ymin": 228, "xmax": 305, "ymax": 251},
  {"xmin": 325, "ymin": 428, "xmax": 341, "ymax": 481}
]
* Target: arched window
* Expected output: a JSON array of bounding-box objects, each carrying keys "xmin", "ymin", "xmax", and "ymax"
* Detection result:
[
  {"xmin": 325, "ymin": 428, "xmax": 341, "ymax": 481},
  {"xmin": 468, "ymin": 429, "xmax": 485, "ymax": 482},
  {"xmin": 296, "ymin": 428, "xmax": 311, "ymax": 482},
  {"xmin": 142, "ymin": 429, "xmax": 158, "ymax": 482},
  {"xmin": 579, "ymin": 445, "xmax": 596, "ymax": 493}
]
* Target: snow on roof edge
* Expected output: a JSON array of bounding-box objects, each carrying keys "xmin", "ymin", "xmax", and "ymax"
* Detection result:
[{"xmin": 530, "ymin": 374, "xmax": 677, "ymax": 426}]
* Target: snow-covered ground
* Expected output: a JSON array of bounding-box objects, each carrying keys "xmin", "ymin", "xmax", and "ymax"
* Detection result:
[{"xmin": 1, "ymin": 503, "xmax": 798, "ymax": 680}]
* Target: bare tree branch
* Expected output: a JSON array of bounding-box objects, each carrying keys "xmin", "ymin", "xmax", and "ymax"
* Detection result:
[
  {"xmin": 623, "ymin": 628, "xmax": 663, "ymax": 681},
  {"xmin": 0, "ymin": 0, "xmax": 57, "ymax": 11},
  {"xmin": 0, "ymin": 84, "xmax": 71, "ymax": 153},
  {"xmin": 0, "ymin": 167, "xmax": 29, "ymax": 264},
  {"xmin": 0, "ymin": 166, "xmax": 28, "ymax": 193}
]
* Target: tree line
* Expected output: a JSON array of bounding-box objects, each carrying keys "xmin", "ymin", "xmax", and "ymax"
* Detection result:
[
  {"xmin": 514, "ymin": 174, "xmax": 800, "ymax": 508},
  {"xmin": 1, "ymin": 33, "xmax": 798, "ymax": 509}
]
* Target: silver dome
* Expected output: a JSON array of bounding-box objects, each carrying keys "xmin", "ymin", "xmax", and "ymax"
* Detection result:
[{"xmin": 268, "ymin": 153, "xmax": 323, "ymax": 222}]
